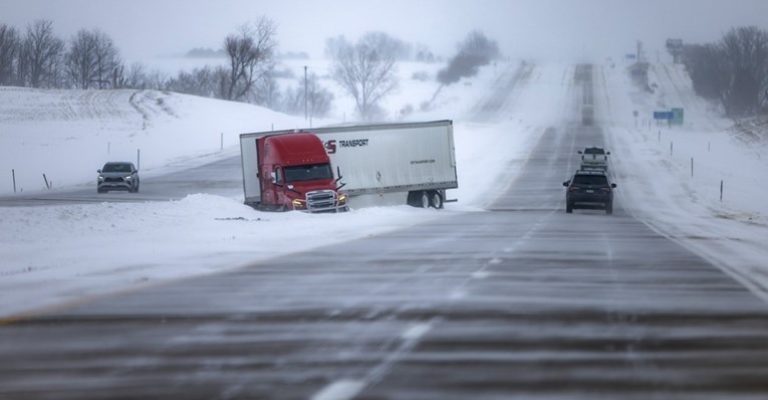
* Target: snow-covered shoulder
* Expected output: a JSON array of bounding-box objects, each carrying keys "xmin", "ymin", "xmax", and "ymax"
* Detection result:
[
  {"xmin": 0, "ymin": 194, "xmax": 445, "ymax": 318},
  {"xmin": 598, "ymin": 59, "xmax": 768, "ymax": 299}
]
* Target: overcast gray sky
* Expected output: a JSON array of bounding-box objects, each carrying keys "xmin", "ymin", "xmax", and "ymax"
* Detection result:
[{"xmin": 2, "ymin": 0, "xmax": 768, "ymax": 63}]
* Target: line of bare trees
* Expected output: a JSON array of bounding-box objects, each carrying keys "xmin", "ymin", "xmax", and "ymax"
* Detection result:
[
  {"xmin": 682, "ymin": 26, "xmax": 768, "ymax": 117},
  {"xmin": 0, "ymin": 20, "xmax": 127, "ymax": 89},
  {"xmin": 2, "ymin": 18, "xmax": 439, "ymax": 120}
]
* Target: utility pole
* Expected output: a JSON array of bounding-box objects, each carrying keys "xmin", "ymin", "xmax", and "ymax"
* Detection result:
[{"xmin": 304, "ymin": 65, "xmax": 308, "ymax": 121}]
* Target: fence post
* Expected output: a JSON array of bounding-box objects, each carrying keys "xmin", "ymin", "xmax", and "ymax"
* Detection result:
[
  {"xmin": 12, "ymin": 169, "xmax": 16, "ymax": 193},
  {"xmin": 137, "ymin": 149, "xmax": 141, "ymax": 170},
  {"xmin": 658, "ymin": 130, "xmax": 661, "ymax": 143},
  {"xmin": 220, "ymin": 133, "xmax": 224, "ymax": 151},
  {"xmin": 690, "ymin": 157, "xmax": 694, "ymax": 178},
  {"xmin": 108, "ymin": 141, "xmax": 111, "ymax": 155},
  {"xmin": 720, "ymin": 180, "xmax": 724, "ymax": 202},
  {"xmin": 670, "ymin": 141, "xmax": 674, "ymax": 156}
]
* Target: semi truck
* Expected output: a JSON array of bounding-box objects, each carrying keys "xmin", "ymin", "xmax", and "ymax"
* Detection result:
[{"xmin": 239, "ymin": 120, "xmax": 458, "ymax": 212}]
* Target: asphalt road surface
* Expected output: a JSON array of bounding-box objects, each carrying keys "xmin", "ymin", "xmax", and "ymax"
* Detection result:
[
  {"xmin": 2, "ymin": 66, "xmax": 768, "ymax": 400},
  {"xmin": 0, "ymin": 154, "xmax": 244, "ymax": 207}
]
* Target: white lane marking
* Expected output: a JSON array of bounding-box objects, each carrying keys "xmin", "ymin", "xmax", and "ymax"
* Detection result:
[
  {"xmin": 489, "ymin": 257, "xmax": 503, "ymax": 265},
  {"xmin": 450, "ymin": 290, "xmax": 465, "ymax": 300},
  {"xmin": 401, "ymin": 322, "xmax": 432, "ymax": 341},
  {"xmin": 472, "ymin": 271, "xmax": 490, "ymax": 279},
  {"xmin": 311, "ymin": 379, "xmax": 366, "ymax": 400}
]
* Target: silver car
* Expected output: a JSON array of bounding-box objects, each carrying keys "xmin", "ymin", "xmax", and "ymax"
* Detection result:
[{"xmin": 97, "ymin": 162, "xmax": 140, "ymax": 193}]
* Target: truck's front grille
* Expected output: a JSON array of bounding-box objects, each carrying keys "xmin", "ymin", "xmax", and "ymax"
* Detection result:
[{"xmin": 306, "ymin": 190, "xmax": 336, "ymax": 211}]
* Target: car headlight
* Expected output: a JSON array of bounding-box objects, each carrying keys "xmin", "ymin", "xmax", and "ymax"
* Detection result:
[
  {"xmin": 98, "ymin": 176, "xmax": 104, "ymax": 181},
  {"xmin": 125, "ymin": 175, "xmax": 132, "ymax": 180},
  {"xmin": 337, "ymin": 194, "xmax": 347, "ymax": 204}
]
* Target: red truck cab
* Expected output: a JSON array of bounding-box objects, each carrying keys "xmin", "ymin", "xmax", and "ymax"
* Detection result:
[{"xmin": 256, "ymin": 133, "xmax": 348, "ymax": 212}]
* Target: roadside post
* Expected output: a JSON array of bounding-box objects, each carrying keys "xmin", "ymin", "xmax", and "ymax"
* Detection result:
[{"xmin": 12, "ymin": 169, "xmax": 16, "ymax": 193}]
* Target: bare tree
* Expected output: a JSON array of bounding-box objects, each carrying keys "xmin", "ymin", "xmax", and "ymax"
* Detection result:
[
  {"xmin": 64, "ymin": 29, "xmax": 122, "ymax": 89},
  {"xmin": 720, "ymin": 26, "xmax": 768, "ymax": 115},
  {"xmin": 166, "ymin": 66, "xmax": 219, "ymax": 97},
  {"xmin": 249, "ymin": 70, "xmax": 280, "ymax": 108},
  {"xmin": 64, "ymin": 29, "xmax": 98, "ymax": 88},
  {"xmin": 682, "ymin": 43, "xmax": 730, "ymax": 101},
  {"xmin": 0, "ymin": 23, "xmax": 20, "ymax": 85},
  {"xmin": 223, "ymin": 17, "xmax": 277, "ymax": 101},
  {"xmin": 330, "ymin": 32, "xmax": 398, "ymax": 119},
  {"xmin": 21, "ymin": 20, "xmax": 64, "ymax": 88},
  {"xmin": 438, "ymin": 31, "xmax": 499, "ymax": 85},
  {"xmin": 283, "ymin": 73, "xmax": 334, "ymax": 118},
  {"xmin": 122, "ymin": 62, "xmax": 148, "ymax": 89}
]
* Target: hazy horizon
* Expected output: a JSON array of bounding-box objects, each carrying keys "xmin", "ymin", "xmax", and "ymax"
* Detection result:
[{"xmin": 2, "ymin": 0, "xmax": 768, "ymax": 65}]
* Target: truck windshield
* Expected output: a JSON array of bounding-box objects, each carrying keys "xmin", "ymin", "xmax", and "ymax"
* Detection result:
[{"xmin": 284, "ymin": 164, "xmax": 333, "ymax": 183}]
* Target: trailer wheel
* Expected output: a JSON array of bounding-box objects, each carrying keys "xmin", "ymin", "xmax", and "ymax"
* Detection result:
[
  {"xmin": 429, "ymin": 191, "xmax": 443, "ymax": 209},
  {"xmin": 420, "ymin": 191, "xmax": 430, "ymax": 208}
]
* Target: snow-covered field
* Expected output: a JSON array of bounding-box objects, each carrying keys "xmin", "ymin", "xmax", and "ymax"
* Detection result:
[
  {"xmin": 599, "ymin": 58, "xmax": 768, "ymax": 301},
  {"xmin": 0, "ymin": 60, "xmax": 541, "ymax": 318}
]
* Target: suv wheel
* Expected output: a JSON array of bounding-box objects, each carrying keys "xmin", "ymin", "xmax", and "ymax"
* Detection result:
[
  {"xmin": 605, "ymin": 202, "xmax": 613, "ymax": 215},
  {"xmin": 566, "ymin": 202, "xmax": 573, "ymax": 214}
]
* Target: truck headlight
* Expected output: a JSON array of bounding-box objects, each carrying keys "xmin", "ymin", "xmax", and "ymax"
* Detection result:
[
  {"xmin": 291, "ymin": 199, "xmax": 305, "ymax": 208},
  {"xmin": 338, "ymin": 194, "xmax": 347, "ymax": 204},
  {"xmin": 98, "ymin": 176, "xmax": 104, "ymax": 181}
]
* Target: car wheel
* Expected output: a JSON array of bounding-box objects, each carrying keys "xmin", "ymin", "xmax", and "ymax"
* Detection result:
[
  {"xmin": 566, "ymin": 202, "xmax": 573, "ymax": 214},
  {"xmin": 605, "ymin": 202, "xmax": 613, "ymax": 215},
  {"xmin": 429, "ymin": 191, "xmax": 443, "ymax": 209},
  {"xmin": 97, "ymin": 188, "xmax": 106, "ymax": 193}
]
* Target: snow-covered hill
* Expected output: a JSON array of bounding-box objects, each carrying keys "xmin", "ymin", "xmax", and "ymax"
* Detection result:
[{"xmin": 0, "ymin": 87, "xmax": 305, "ymax": 194}]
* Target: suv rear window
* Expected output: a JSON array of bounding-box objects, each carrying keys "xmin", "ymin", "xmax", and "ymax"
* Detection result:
[{"xmin": 573, "ymin": 174, "xmax": 608, "ymax": 185}]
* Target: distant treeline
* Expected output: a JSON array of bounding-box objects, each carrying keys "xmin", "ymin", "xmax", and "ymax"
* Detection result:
[
  {"xmin": 0, "ymin": 18, "xmax": 500, "ymax": 120},
  {"xmin": 0, "ymin": 18, "xmax": 335, "ymax": 118},
  {"xmin": 681, "ymin": 26, "xmax": 768, "ymax": 117}
]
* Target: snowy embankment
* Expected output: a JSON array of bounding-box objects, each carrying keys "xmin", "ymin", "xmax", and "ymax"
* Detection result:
[
  {"xmin": 0, "ymin": 86, "xmax": 303, "ymax": 194},
  {"xmin": 600, "ymin": 60, "xmax": 768, "ymax": 300},
  {"xmin": 0, "ymin": 60, "xmax": 544, "ymax": 318}
]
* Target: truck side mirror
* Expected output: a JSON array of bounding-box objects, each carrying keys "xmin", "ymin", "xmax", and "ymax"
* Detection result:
[
  {"xmin": 270, "ymin": 171, "xmax": 277, "ymax": 184},
  {"xmin": 97, "ymin": 169, "xmax": 101, "ymax": 173},
  {"xmin": 577, "ymin": 151, "xmax": 583, "ymax": 154},
  {"xmin": 607, "ymin": 151, "xmax": 611, "ymax": 155},
  {"xmin": 611, "ymin": 183, "xmax": 617, "ymax": 188},
  {"xmin": 335, "ymin": 166, "xmax": 344, "ymax": 183},
  {"xmin": 562, "ymin": 181, "xmax": 570, "ymax": 187}
]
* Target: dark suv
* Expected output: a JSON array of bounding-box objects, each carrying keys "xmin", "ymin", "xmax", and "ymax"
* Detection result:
[
  {"xmin": 563, "ymin": 170, "xmax": 616, "ymax": 214},
  {"xmin": 97, "ymin": 162, "xmax": 140, "ymax": 193}
]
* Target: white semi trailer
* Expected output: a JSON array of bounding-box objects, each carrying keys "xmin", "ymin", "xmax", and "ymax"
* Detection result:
[{"xmin": 239, "ymin": 120, "xmax": 458, "ymax": 209}]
